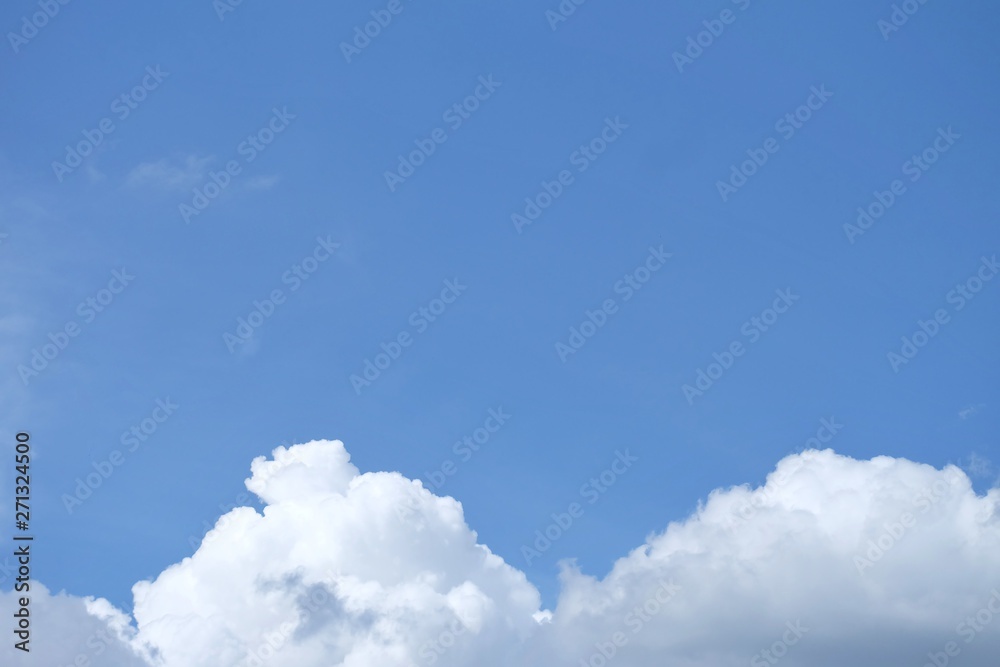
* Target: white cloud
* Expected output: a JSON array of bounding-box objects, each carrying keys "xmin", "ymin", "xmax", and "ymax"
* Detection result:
[
  {"xmin": 126, "ymin": 155, "xmax": 213, "ymax": 191},
  {"xmin": 959, "ymin": 404, "xmax": 985, "ymax": 420},
  {"xmin": 129, "ymin": 440, "xmax": 540, "ymax": 667},
  {"xmin": 0, "ymin": 583, "xmax": 151, "ymax": 666},
  {"xmin": 530, "ymin": 450, "xmax": 1000, "ymax": 666},
  {"xmin": 8, "ymin": 442, "xmax": 1000, "ymax": 666},
  {"xmin": 962, "ymin": 452, "xmax": 995, "ymax": 480}
]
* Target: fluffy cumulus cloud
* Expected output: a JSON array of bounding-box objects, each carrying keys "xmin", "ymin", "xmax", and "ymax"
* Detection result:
[
  {"xmin": 1, "ymin": 582, "xmax": 151, "ymax": 666},
  {"xmin": 129, "ymin": 441, "xmax": 540, "ymax": 667},
  {"xmin": 531, "ymin": 450, "xmax": 1000, "ymax": 666},
  {"xmin": 5, "ymin": 441, "xmax": 1000, "ymax": 666}
]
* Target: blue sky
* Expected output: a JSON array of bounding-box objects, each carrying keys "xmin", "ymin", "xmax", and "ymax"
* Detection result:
[{"xmin": 2, "ymin": 0, "xmax": 998, "ymax": 623}]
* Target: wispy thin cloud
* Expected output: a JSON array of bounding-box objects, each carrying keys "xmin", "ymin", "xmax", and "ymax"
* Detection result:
[
  {"xmin": 959, "ymin": 403, "xmax": 985, "ymax": 420},
  {"xmin": 127, "ymin": 154, "xmax": 213, "ymax": 191}
]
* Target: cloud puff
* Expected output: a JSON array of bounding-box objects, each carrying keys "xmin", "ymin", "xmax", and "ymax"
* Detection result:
[
  {"xmin": 532, "ymin": 449, "xmax": 1000, "ymax": 666},
  {"xmin": 959, "ymin": 404, "xmax": 984, "ymax": 420},
  {"xmin": 126, "ymin": 155, "xmax": 212, "ymax": 191},
  {"xmin": 130, "ymin": 440, "xmax": 540, "ymax": 667},
  {"xmin": 0, "ymin": 583, "xmax": 151, "ymax": 667},
  {"xmin": 7, "ymin": 442, "xmax": 1000, "ymax": 666}
]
